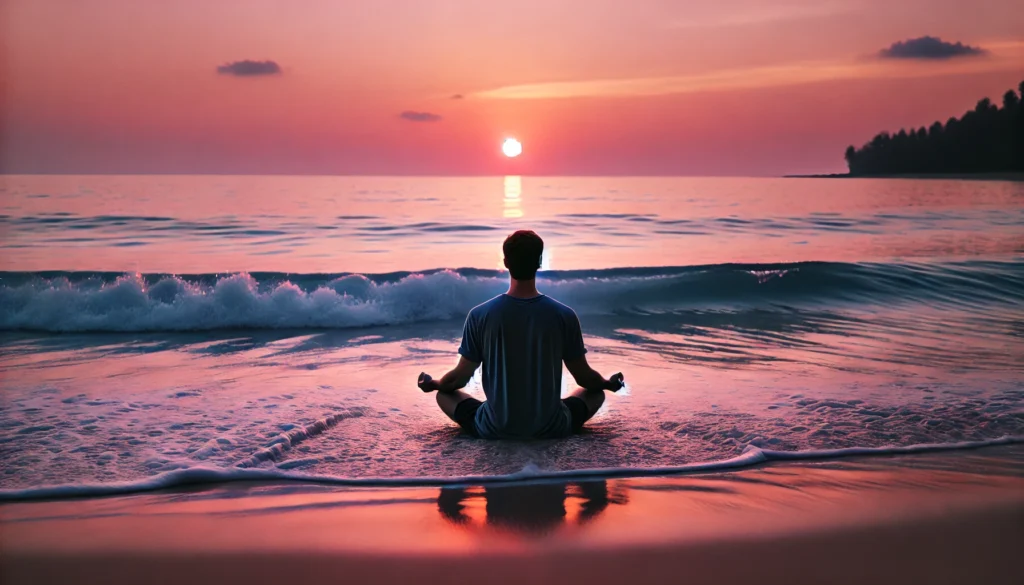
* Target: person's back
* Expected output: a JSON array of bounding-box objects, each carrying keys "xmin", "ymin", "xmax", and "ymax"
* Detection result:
[
  {"xmin": 460, "ymin": 294, "xmax": 584, "ymax": 439},
  {"xmin": 417, "ymin": 230, "xmax": 624, "ymax": 439}
]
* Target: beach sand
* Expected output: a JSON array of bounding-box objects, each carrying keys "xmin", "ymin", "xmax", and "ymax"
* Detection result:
[{"xmin": 3, "ymin": 445, "xmax": 1022, "ymax": 585}]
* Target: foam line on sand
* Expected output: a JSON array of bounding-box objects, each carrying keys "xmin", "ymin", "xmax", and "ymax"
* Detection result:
[{"xmin": 2, "ymin": 435, "xmax": 1021, "ymax": 502}]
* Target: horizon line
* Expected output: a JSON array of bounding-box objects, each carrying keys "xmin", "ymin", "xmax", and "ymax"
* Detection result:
[{"xmin": 0, "ymin": 172, "xmax": 835, "ymax": 179}]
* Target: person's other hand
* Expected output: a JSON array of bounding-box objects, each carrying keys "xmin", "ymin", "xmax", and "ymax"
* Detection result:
[
  {"xmin": 606, "ymin": 372, "xmax": 625, "ymax": 392},
  {"xmin": 418, "ymin": 372, "xmax": 440, "ymax": 393}
]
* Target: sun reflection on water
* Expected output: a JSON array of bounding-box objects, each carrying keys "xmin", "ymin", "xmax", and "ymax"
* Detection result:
[
  {"xmin": 503, "ymin": 175, "xmax": 523, "ymax": 219},
  {"xmin": 500, "ymin": 175, "xmax": 555, "ymax": 271}
]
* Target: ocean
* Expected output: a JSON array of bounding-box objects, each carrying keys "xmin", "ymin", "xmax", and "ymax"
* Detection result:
[{"xmin": 1, "ymin": 175, "xmax": 1022, "ymax": 497}]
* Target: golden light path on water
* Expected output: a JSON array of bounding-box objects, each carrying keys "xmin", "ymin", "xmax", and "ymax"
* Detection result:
[
  {"xmin": 503, "ymin": 175, "xmax": 522, "ymax": 219},
  {"xmin": 499, "ymin": 175, "xmax": 552, "ymax": 270}
]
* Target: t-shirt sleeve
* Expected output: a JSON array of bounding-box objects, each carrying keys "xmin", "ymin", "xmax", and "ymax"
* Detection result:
[
  {"xmin": 563, "ymin": 310, "xmax": 588, "ymax": 362},
  {"xmin": 458, "ymin": 312, "xmax": 482, "ymax": 363}
]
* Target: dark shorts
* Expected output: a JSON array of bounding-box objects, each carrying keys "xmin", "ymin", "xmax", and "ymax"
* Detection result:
[{"xmin": 453, "ymin": 396, "xmax": 592, "ymax": 438}]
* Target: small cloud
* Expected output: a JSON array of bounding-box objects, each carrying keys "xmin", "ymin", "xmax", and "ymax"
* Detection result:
[
  {"xmin": 216, "ymin": 60, "xmax": 282, "ymax": 76},
  {"xmin": 879, "ymin": 37, "xmax": 985, "ymax": 60},
  {"xmin": 399, "ymin": 111, "xmax": 443, "ymax": 122},
  {"xmin": 450, "ymin": 94, "xmax": 464, "ymax": 100},
  {"xmin": 472, "ymin": 47, "xmax": 1024, "ymax": 101}
]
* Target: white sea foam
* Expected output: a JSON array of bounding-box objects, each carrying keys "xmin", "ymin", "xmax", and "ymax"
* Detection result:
[
  {"xmin": 235, "ymin": 408, "xmax": 368, "ymax": 468},
  {"xmin": 0, "ymin": 267, "xmax": 781, "ymax": 332},
  {"xmin": 3, "ymin": 261, "xmax": 1021, "ymax": 332},
  {"xmin": 1, "ymin": 436, "xmax": 1019, "ymax": 502},
  {"xmin": 0, "ymin": 271, "xmax": 501, "ymax": 332}
]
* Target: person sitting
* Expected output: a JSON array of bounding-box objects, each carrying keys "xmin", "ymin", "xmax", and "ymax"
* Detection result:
[{"xmin": 418, "ymin": 230, "xmax": 624, "ymax": 439}]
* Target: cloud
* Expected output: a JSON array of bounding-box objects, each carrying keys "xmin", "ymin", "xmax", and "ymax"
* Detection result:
[
  {"xmin": 473, "ymin": 43, "xmax": 1024, "ymax": 101},
  {"xmin": 879, "ymin": 37, "xmax": 986, "ymax": 60},
  {"xmin": 475, "ymin": 64, "xmax": 863, "ymax": 100},
  {"xmin": 399, "ymin": 111, "xmax": 443, "ymax": 122},
  {"xmin": 450, "ymin": 94, "xmax": 464, "ymax": 100},
  {"xmin": 216, "ymin": 60, "xmax": 282, "ymax": 76}
]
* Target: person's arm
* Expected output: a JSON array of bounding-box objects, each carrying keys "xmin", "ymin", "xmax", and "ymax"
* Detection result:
[
  {"xmin": 419, "ymin": 311, "xmax": 482, "ymax": 393},
  {"xmin": 563, "ymin": 309, "xmax": 624, "ymax": 393},
  {"xmin": 565, "ymin": 355, "xmax": 623, "ymax": 392},
  {"xmin": 418, "ymin": 357, "xmax": 479, "ymax": 393}
]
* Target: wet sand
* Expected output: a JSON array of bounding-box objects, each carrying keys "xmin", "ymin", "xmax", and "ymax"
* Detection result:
[{"xmin": 2, "ymin": 446, "xmax": 1023, "ymax": 585}]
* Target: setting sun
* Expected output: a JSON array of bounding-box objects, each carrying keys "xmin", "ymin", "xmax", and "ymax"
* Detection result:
[{"xmin": 502, "ymin": 138, "xmax": 523, "ymax": 158}]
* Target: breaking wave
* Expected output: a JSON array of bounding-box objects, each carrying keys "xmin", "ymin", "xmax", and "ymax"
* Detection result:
[{"xmin": 1, "ymin": 261, "xmax": 1021, "ymax": 332}]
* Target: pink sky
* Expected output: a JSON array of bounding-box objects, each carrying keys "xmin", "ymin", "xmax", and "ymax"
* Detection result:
[{"xmin": 2, "ymin": 0, "xmax": 1022, "ymax": 175}]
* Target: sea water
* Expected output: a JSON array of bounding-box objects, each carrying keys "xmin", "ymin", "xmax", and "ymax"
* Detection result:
[{"xmin": 1, "ymin": 175, "xmax": 1022, "ymax": 495}]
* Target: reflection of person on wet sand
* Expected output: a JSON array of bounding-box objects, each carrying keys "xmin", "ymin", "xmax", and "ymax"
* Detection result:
[{"xmin": 437, "ymin": 481, "xmax": 628, "ymax": 535}]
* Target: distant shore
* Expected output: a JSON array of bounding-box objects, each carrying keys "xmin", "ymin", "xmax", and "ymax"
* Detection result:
[{"xmin": 785, "ymin": 172, "xmax": 1024, "ymax": 181}]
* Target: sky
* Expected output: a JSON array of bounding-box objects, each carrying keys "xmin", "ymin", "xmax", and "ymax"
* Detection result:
[{"xmin": 2, "ymin": 0, "xmax": 1022, "ymax": 176}]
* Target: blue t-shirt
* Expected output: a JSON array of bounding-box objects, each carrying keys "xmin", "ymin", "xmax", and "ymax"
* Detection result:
[{"xmin": 458, "ymin": 294, "xmax": 587, "ymax": 440}]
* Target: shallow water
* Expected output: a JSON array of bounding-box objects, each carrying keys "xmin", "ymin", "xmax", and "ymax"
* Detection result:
[{"xmin": 1, "ymin": 175, "xmax": 1022, "ymax": 492}]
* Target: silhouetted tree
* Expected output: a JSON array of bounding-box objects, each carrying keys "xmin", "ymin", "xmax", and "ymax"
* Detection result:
[{"xmin": 844, "ymin": 79, "xmax": 1023, "ymax": 175}]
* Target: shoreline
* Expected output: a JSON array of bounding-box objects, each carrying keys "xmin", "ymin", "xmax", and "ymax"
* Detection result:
[
  {"xmin": 785, "ymin": 171, "xmax": 1024, "ymax": 181},
  {"xmin": 3, "ymin": 435, "xmax": 1022, "ymax": 502},
  {"xmin": 3, "ymin": 445, "xmax": 1022, "ymax": 585}
]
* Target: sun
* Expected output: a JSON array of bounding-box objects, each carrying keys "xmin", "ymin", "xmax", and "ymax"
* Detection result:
[{"xmin": 502, "ymin": 137, "xmax": 523, "ymax": 158}]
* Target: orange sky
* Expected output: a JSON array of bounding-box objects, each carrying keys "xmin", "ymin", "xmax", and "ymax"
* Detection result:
[{"xmin": 2, "ymin": 0, "xmax": 1022, "ymax": 175}]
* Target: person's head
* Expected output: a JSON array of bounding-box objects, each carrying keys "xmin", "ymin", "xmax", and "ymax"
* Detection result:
[{"xmin": 503, "ymin": 230, "xmax": 544, "ymax": 281}]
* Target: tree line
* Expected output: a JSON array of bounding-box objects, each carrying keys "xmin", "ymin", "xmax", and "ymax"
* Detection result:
[{"xmin": 845, "ymin": 80, "xmax": 1023, "ymax": 175}]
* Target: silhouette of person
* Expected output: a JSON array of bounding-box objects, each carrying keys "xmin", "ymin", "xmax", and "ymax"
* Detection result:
[{"xmin": 437, "ymin": 480, "xmax": 627, "ymax": 535}]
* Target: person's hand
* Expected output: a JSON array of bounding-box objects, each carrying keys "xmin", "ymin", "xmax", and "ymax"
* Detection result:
[
  {"xmin": 605, "ymin": 372, "xmax": 625, "ymax": 392},
  {"xmin": 418, "ymin": 372, "xmax": 440, "ymax": 393}
]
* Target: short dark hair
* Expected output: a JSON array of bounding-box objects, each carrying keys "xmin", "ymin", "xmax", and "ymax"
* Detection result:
[{"xmin": 503, "ymin": 230, "xmax": 544, "ymax": 280}]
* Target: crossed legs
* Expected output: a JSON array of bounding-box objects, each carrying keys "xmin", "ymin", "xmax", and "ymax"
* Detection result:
[
  {"xmin": 436, "ymin": 387, "xmax": 605, "ymax": 427},
  {"xmin": 436, "ymin": 388, "xmax": 475, "ymax": 421},
  {"xmin": 568, "ymin": 386, "xmax": 605, "ymax": 422}
]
